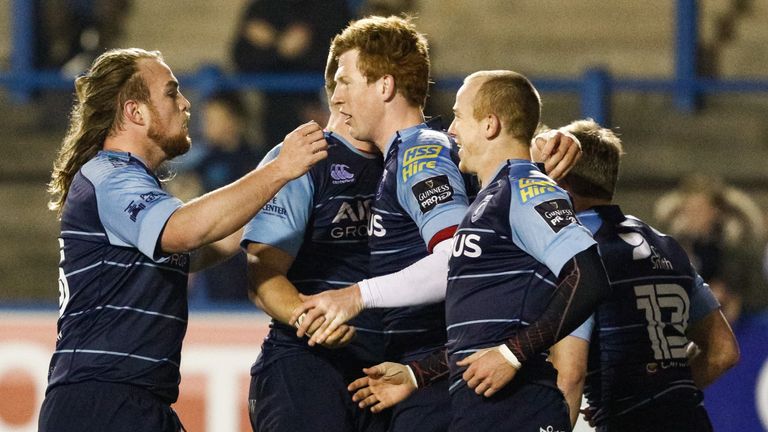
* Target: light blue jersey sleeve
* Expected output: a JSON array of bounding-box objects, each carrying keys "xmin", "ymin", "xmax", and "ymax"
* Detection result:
[
  {"xmin": 569, "ymin": 314, "xmax": 595, "ymax": 342},
  {"xmin": 85, "ymin": 161, "xmax": 183, "ymax": 261},
  {"xmin": 241, "ymin": 144, "xmax": 314, "ymax": 256},
  {"xmin": 508, "ymin": 171, "xmax": 596, "ymax": 275},
  {"xmin": 395, "ymin": 131, "xmax": 469, "ymax": 247},
  {"xmin": 690, "ymin": 274, "xmax": 721, "ymax": 323}
]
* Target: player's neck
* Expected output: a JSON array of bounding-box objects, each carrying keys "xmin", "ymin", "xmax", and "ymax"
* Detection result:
[
  {"xmin": 477, "ymin": 141, "xmax": 530, "ymax": 185},
  {"xmin": 373, "ymin": 103, "xmax": 425, "ymax": 153},
  {"xmin": 103, "ymin": 131, "xmax": 166, "ymax": 171},
  {"xmin": 332, "ymin": 128, "xmax": 378, "ymax": 154}
]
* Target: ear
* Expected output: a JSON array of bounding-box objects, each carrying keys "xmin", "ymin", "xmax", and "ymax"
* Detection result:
[
  {"xmin": 379, "ymin": 75, "xmax": 396, "ymax": 102},
  {"xmin": 124, "ymin": 100, "xmax": 147, "ymax": 127},
  {"xmin": 484, "ymin": 114, "xmax": 501, "ymax": 140}
]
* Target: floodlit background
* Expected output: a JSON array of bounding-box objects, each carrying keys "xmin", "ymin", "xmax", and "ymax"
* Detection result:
[{"xmin": 1, "ymin": 1, "xmax": 767, "ymax": 431}]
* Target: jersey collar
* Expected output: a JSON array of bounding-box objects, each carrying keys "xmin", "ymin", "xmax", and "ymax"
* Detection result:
[
  {"xmin": 327, "ymin": 131, "xmax": 380, "ymax": 159},
  {"xmin": 98, "ymin": 150, "xmax": 160, "ymax": 184},
  {"xmin": 384, "ymin": 122, "xmax": 429, "ymax": 155},
  {"xmin": 485, "ymin": 159, "xmax": 537, "ymax": 188}
]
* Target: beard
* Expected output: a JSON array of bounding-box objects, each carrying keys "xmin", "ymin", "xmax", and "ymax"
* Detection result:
[{"xmin": 147, "ymin": 107, "xmax": 191, "ymax": 160}]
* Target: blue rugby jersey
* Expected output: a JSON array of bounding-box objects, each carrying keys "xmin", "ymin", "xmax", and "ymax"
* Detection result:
[
  {"xmin": 242, "ymin": 132, "xmax": 386, "ymax": 370},
  {"xmin": 368, "ymin": 123, "xmax": 470, "ymax": 363},
  {"xmin": 445, "ymin": 159, "xmax": 595, "ymax": 392},
  {"xmin": 49, "ymin": 151, "xmax": 188, "ymax": 403},
  {"xmin": 577, "ymin": 205, "xmax": 720, "ymax": 425}
]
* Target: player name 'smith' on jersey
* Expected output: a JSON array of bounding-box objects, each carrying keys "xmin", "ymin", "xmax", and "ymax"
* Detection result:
[
  {"xmin": 445, "ymin": 160, "xmax": 596, "ymax": 391},
  {"xmin": 51, "ymin": 151, "xmax": 187, "ymax": 403},
  {"xmin": 242, "ymin": 132, "xmax": 385, "ymax": 369},
  {"xmin": 577, "ymin": 205, "xmax": 720, "ymax": 425},
  {"xmin": 368, "ymin": 122, "xmax": 470, "ymax": 363}
]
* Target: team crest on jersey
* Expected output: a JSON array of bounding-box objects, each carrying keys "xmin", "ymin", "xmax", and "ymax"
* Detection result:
[
  {"xmin": 401, "ymin": 144, "xmax": 442, "ymax": 182},
  {"xmin": 330, "ymin": 164, "xmax": 355, "ymax": 184},
  {"xmin": 534, "ymin": 199, "xmax": 578, "ymax": 232},
  {"xmin": 124, "ymin": 200, "xmax": 146, "ymax": 222},
  {"xmin": 471, "ymin": 194, "xmax": 493, "ymax": 222},
  {"xmin": 518, "ymin": 177, "xmax": 557, "ymax": 203},
  {"xmin": 412, "ymin": 174, "xmax": 453, "ymax": 213}
]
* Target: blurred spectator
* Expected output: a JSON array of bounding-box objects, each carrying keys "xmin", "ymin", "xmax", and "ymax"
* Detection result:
[
  {"xmin": 655, "ymin": 174, "xmax": 767, "ymax": 323},
  {"xmin": 34, "ymin": 0, "xmax": 132, "ymax": 75},
  {"xmin": 193, "ymin": 91, "xmax": 270, "ymax": 192},
  {"xmin": 168, "ymin": 91, "xmax": 270, "ymax": 304},
  {"xmin": 356, "ymin": 0, "xmax": 415, "ymax": 16},
  {"xmin": 231, "ymin": 0, "xmax": 350, "ymax": 146}
]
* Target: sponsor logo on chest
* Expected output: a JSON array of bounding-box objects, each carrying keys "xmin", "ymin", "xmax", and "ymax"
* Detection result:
[
  {"xmin": 330, "ymin": 199, "xmax": 371, "ymax": 239},
  {"xmin": 452, "ymin": 233, "xmax": 482, "ymax": 258}
]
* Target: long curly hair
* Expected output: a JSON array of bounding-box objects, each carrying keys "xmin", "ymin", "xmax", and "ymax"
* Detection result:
[{"xmin": 48, "ymin": 48, "xmax": 160, "ymax": 217}]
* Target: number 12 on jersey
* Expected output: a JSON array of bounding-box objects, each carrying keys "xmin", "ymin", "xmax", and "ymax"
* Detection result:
[{"xmin": 634, "ymin": 283, "xmax": 690, "ymax": 361}]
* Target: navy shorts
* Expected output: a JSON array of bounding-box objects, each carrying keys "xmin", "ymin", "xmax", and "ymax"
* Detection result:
[
  {"xmin": 249, "ymin": 352, "xmax": 390, "ymax": 432},
  {"xmin": 450, "ymin": 381, "xmax": 570, "ymax": 432},
  {"xmin": 597, "ymin": 402, "xmax": 713, "ymax": 432},
  {"xmin": 388, "ymin": 377, "xmax": 451, "ymax": 432},
  {"xmin": 38, "ymin": 381, "xmax": 183, "ymax": 432}
]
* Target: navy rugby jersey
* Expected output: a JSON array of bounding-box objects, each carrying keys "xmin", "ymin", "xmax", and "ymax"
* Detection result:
[
  {"xmin": 577, "ymin": 205, "xmax": 719, "ymax": 424},
  {"xmin": 242, "ymin": 132, "xmax": 385, "ymax": 372},
  {"xmin": 49, "ymin": 151, "xmax": 188, "ymax": 403},
  {"xmin": 369, "ymin": 123, "xmax": 470, "ymax": 363},
  {"xmin": 445, "ymin": 160, "xmax": 595, "ymax": 392}
]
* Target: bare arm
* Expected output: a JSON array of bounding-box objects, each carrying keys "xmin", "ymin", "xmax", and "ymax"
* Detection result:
[
  {"xmin": 161, "ymin": 122, "xmax": 328, "ymax": 253},
  {"xmin": 289, "ymin": 239, "xmax": 452, "ymax": 345},
  {"xmin": 189, "ymin": 227, "xmax": 243, "ymax": 273},
  {"xmin": 550, "ymin": 335, "xmax": 589, "ymax": 427},
  {"xmin": 686, "ymin": 309, "xmax": 740, "ymax": 388},
  {"xmin": 246, "ymin": 242, "xmax": 300, "ymax": 323},
  {"xmin": 246, "ymin": 242, "xmax": 354, "ymax": 348}
]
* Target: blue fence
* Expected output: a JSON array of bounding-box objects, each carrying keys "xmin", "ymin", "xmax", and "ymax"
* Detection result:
[{"xmin": 2, "ymin": 0, "xmax": 768, "ymax": 128}]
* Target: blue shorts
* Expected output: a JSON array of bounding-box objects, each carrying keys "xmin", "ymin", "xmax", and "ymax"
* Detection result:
[
  {"xmin": 38, "ymin": 381, "xmax": 183, "ymax": 432},
  {"xmin": 450, "ymin": 381, "xmax": 570, "ymax": 432},
  {"xmin": 597, "ymin": 402, "xmax": 713, "ymax": 432},
  {"xmin": 388, "ymin": 377, "xmax": 451, "ymax": 432},
  {"xmin": 249, "ymin": 351, "xmax": 390, "ymax": 432}
]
